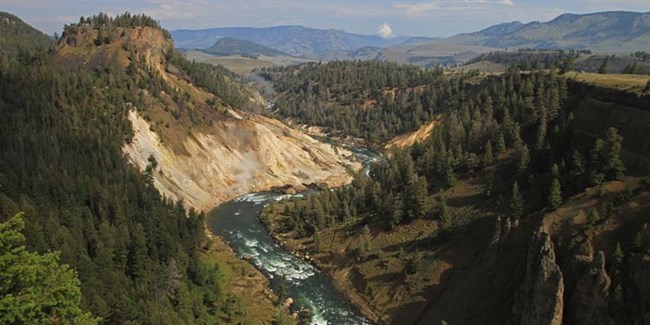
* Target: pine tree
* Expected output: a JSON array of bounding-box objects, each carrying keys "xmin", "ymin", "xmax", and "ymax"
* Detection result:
[
  {"xmin": 0, "ymin": 214, "xmax": 98, "ymax": 324},
  {"xmin": 358, "ymin": 225, "xmax": 372, "ymax": 259},
  {"xmin": 551, "ymin": 163, "xmax": 560, "ymax": 178},
  {"xmin": 496, "ymin": 132, "xmax": 506, "ymax": 154},
  {"xmin": 559, "ymin": 53, "xmax": 575, "ymax": 74},
  {"xmin": 603, "ymin": 128, "xmax": 626, "ymax": 180},
  {"xmin": 598, "ymin": 56, "xmax": 609, "ymax": 74},
  {"xmin": 277, "ymin": 273, "xmax": 287, "ymax": 306},
  {"xmin": 390, "ymin": 195, "xmax": 404, "ymax": 229},
  {"xmin": 570, "ymin": 150, "xmax": 586, "ymax": 176},
  {"xmin": 483, "ymin": 140, "xmax": 494, "ymax": 167},
  {"xmin": 589, "ymin": 138, "xmax": 606, "ymax": 185},
  {"xmin": 613, "ymin": 242, "xmax": 624, "ymax": 263},
  {"xmin": 510, "ymin": 182, "xmax": 524, "ymax": 219},
  {"xmin": 587, "ymin": 208, "xmax": 600, "ymax": 226},
  {"xmin": 439, "ymin": 196, "xmax": 451, "ymax": 229},
  {"xmin": 406, "ymin": 175, "xmax": 430, "ymax": 220},
  {"xmin": 548, "ymin": 178, "xmax": 562, "ymax": 210},
  {"xmin": 516, "ymin": 145, "xmax": 530, "ymax": 175},
  {"xmin": 313, "ymin": 232, "xmax": 322, "ymax": 252},
  {"xmin": 445, "ymin": 167, "xmax": 457, "ymax": 188}
]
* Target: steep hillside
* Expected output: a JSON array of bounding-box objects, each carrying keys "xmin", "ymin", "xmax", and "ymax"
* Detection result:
[
  {"xmin": 438, "ymin": 11, "xmax": 650, "ymax": 53},
  {"xmin": 0, "ymin": 11, "xmax": 51, "ymax": 60},
  {"xmin": 261, "ymin": 66, "xmax": 650, "ymax": 324},
  {"xmin": 1, "ymin": 13, "xmax": 273, "ymax": 324},
  {"xmin": 53, "ymin": 18, "xmax": 360, "ymax": 210},
  {"xmin": 203, "ymin": 37, "xmax": 291, "ymax": 57},
  {"xmin": 171, "ymin": 25, "xmax": 410, "ymax": 57},
  {"xmin": 260, "ymin": 61, "xmax": 448, "ymax": 144}
]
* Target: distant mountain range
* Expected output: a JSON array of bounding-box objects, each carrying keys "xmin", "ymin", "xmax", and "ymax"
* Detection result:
[
  {"xmin": 439, "ymin": 11, "xmax": 650, "ymax": 53},
  {"xmin": 172, "ymin": 11, "xmax": 650, "ymax": 61},
  {"xmin": 171, "ymin": 25, "xmax": 412, "ymax": 57}
]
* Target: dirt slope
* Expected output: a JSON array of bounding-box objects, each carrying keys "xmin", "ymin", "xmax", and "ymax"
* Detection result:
[{"xmin": 385, "ymin": 115, "xmax": 444, "ymax": 150}]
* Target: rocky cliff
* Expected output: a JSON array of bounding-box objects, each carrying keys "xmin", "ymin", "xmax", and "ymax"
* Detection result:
[
  {"xmin": 513, "ymin": 232, "xmax": 565, "ymax": 325},
  {"xmin": 53, "ymin": 23, "xmax": 360, "ymax": 210},
  {"xmin": 124, "ymin": 108, "xmax": 358, "ymax": 210}
]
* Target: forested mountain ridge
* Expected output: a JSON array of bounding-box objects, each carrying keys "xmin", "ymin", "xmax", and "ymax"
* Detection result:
[
  {"xmin": 51, "ymin": 13, "xmax": 360, "ymax": 210},
  {"xmin": 259, "ymin": 61, "xmax": 448, "ymax": 144},
  {"xmin": 0, "ymin": 12, "xmax": 360, "ymax": 324},
  {"xmin": 0, "ymin": 13, "xmax": 226, "ymax": 324},
  {"xmin": 0, "ymin": 11, "xmax": 51, "ymax": 61},
  {"xmin": 260, "ymin": 60, "xmax": 650, "ymax": 324},
  {"xmin": 436, "ymin": 11, "xmax": 650, "ymax": 53}
]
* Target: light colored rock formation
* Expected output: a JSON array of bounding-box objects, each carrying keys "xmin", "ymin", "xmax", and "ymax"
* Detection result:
[
  {"xmin": 385, "ymin": 115, "xmax": 444, "ymax": 150},
  {"xmin": 123, "ymin": 109, "xmax": 360, "ymax": 210}
]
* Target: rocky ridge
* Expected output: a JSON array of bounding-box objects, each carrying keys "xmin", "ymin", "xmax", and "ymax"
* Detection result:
[{"xmin": 53, "ymin": 23, "xmax": 361, "ymax": 210}]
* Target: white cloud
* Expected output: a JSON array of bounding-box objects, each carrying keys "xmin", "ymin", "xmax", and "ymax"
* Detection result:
[{"xmin": 376, "ymin": 22, "xmax": 394, "ymax": 38}]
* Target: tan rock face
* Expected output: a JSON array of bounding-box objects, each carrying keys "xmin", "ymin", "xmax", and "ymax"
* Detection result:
[
  {"xmin": 123, "ymin": 109, "xmax": 360, "ymax": 211},
  {"xmin": 384, "ymin": 115, "xmax": 444, "ymax": 150}
]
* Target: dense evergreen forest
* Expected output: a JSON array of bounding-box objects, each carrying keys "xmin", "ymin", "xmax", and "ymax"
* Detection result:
[
  {"xmin": 260, "ymin": 60, "xmax": 650, "ymax": 324},
  {"xmin": 259, "ymin": 61, "xmax": 450, "ymax": 142},
  {"xmin": 265, "ymin": 66, "xmax": 628, "ymax": 242},
  {"xmin": 0, "ymin": 12, "xmax": 51, "ymax": 63},
  {"xmin": 466, "ymin": 49, "xmax": 650, "ymax": 75},
  {"xmin": 0, "ymin": 13, "xmax": 252, "ymax": 324}
]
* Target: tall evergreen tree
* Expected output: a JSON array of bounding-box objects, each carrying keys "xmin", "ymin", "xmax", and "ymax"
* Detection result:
[
  {"xmin": 510, "ymin": 182, "xmax": 524, "ymax": 219},
  {"xmin": 603, "ymin": 128, "xmax": 626, "ymax": 180},
  {"xmin": 0, "ymin": 214, "xmax": 98, "ymax": 324},
  {"xmin": 439, "ymin": 196, "xmax": 451, "ymax": 230},
  {"xmin": 483, "ymin": 140, "xmax": 494, "ymax": 167},
  {"xmin": 548, "ymin": 178, "xmax": 562, "ymax": 210}
]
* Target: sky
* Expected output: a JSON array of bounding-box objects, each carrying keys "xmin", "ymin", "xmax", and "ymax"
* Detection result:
[{"xmin": 1, "ymin": 0, "xmax": 649, "ymax": 37}]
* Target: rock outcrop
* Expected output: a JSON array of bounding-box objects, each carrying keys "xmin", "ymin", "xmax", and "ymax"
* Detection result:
[
  {"xmin": 569, "ymin": 250, "xmax": 611, "ymax": 325},
  {"xmin": 627, "ymin": 254, "xmax": 650, "ymax": 325},
  {"xmin": 124, "ymin": 109, "xmax": 359, "ymax": 210},
  {"xmin": 513, "ymin": 232, "xmax": 564, "ymax": 325}
]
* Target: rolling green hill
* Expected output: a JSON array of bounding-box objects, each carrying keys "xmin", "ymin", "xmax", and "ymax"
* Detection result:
[
  {"xmin": 438, "ymin": 11, "xmax": 650, "ymax": 53},
  {"xmin": 203, "ymin": 37, "xmax": 291, "ymax": 58}
]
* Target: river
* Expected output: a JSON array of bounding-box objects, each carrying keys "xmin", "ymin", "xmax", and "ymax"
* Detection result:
[{"xmin": 207, "ymin": 146, "xmax": 380, "ymax": 325}]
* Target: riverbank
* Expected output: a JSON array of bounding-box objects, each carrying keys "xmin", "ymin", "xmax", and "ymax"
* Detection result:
[
  {"xmin": 200, "ymin": 229, "xmax": 294, "ymax": 324},
  {"xmin": 259, "ymin": 210, "xmax": 384, "ymax": 324}
]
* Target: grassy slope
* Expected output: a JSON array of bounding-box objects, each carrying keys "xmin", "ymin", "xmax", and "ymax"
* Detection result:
[
  {"xmin": 568, "ymin": 72, "xmax": 650, "ymax": 94},
  {"xmin": 183, "ymin": 50, "xmax": 311, "ymax": 75}
]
